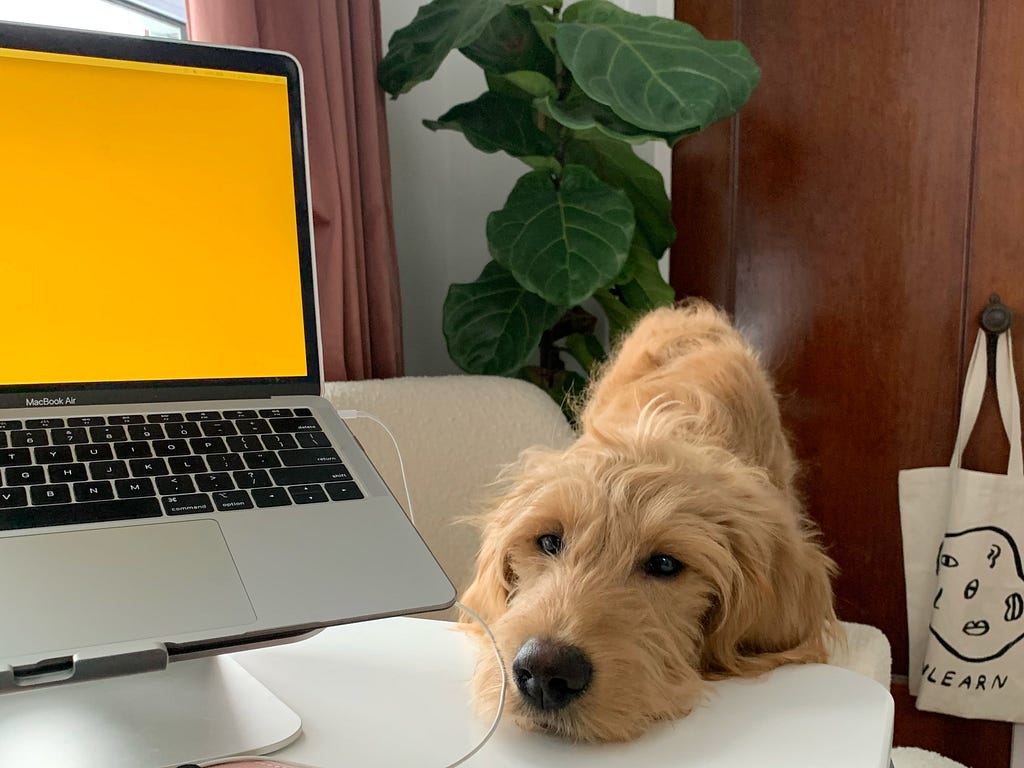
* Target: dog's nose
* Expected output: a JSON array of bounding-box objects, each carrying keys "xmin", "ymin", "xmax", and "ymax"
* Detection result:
[{"xmin": 512, "ymin": 637, "xmax": 593, "ymax": 711}]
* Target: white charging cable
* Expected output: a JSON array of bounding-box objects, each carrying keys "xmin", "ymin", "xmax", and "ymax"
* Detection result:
[
  {"xmin": 188, "ymin": 600, "xmax": 506, "ymax": 768},
  {"xmin": 188, "ymin": 412, "xmax": 509, "ymax": 768},
  {"xmin": 336, "ymin": 409, "xmax": 415, "ymax": 526},
  {"xmin": 336, "ymin": 410, "xmax": 507, "ymax": 767}
]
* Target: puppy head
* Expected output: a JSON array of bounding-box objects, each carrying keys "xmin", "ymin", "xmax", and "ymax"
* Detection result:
[{"xmin": 460, "ymin": 408, "xmax": 837, "ymax": 742}]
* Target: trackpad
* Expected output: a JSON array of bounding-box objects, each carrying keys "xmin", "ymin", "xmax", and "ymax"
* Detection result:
[{"xmin": 0, "ymin": 521, "xmax": 256, "ymax": 659}]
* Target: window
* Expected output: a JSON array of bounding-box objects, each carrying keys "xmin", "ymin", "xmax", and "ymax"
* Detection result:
[{"xmin": 0, "ymin": 0, "xmax": 186, "ymax": 40}]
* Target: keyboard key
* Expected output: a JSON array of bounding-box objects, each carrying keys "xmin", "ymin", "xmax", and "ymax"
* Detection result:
[
  {"xmin": 107, "ymin": 415, "xmax": 145, "ymax": 425},
  {"xmin": 259, "ymin": 408, "xmax": 292, "ymax": 419},
  {"xmin": 156, "ymin": 475, "xmax": 196, "ymax": 495},
  {"xmin": 227, "ymin": 435, "xmax": 263, "ymax": 453},
  {"xmin": 296, "ymin": 431, "xmax": 331, "ymax": 449},
  {"xmin": 169, "ymin": 455, "xmax": 207, "ymax": 474},
  {"xmin": 325, "ymin": 481, "xmax": 364, "ymax": 501},
  {"xmin": 236, "ymin": 419, "xmax": 272, "ymax": 435},
  {"xmin": 271, "ymin": 464, "xmax": 352, "ymax": 486},
  {"xmin": 288, "ymin": 484, "xmax": 328, "ymax": 504},
  {"xmin": 196, "ymin": 472, "xmax": 234, "ymax": 492},
  {"xmin": 89, "ymin": 425, "xmax": 127, "ymax": 443},
  {"xmin": 201, "ymin": 420, "xmax": 237, "ymax": 437},
  {"xmin": 223, "ymin": 409, "xmax": 258, "ymax": 420},
  {"xmin": 0, "ymin": 433, "xmax": 6, "ymax": 449},
  {"xmin": 212, "ymin": 490, "xmax": 253, "ymax": 511},
  {"xmin": 115, "ymin": 477, "xmax": 156, "ymax": 498},
  {"xmin": 186, "ymin": 411, "xmax": 221, "ymax": 421},
  {"xmin": 0, "ymin": 487, "xmax": 28, "ymax": 508},
  {"xmin": 164, "ymin": 422, "xmax": 201, "ymax": 439},
  {"xmin": 163, "ymin": 493, "xmax": 214, "ymax": 516},
  {"xmin": 0, "ymin": 497, "xmax": 161, "ymax": 531},
  {"xmin": 261, "ymin": 434, "xmax": 297, "ymax": 451},
  {"xmin": 232, "ymin": 469, "xmax": 272, "ymax": 489},
  {"xmin": 90, "ymin": 460, "xmax": 129, "ymax": 480},
  {"xmin": 0, "ymin": 449, "xmax": 32, "ymax": 467},
  {"xmin": 251, "ymin": 487, "xmax": 290, "ymax": 508},
  {"xmin": 243, "ymin": 451, "xmax": 280, "ymax": 469},
  {"xmin": 148, "ymin": 413, "xmax": 184, "ymax": 423},
  {"xmin": 190, "ymin": 437, "xmax": 228, "ymax": 455},
  {"xmin": 206, "ymin": 453, "xmax": 244, "ymax": 472},
  {"xmin": 68, "ymin": 416, "xmax": 105, "ymax": 427},
  {"xmin": 34, "ymin": 446, "xmax": 73, "ymax": 464},
  {"xmin": 52, "ymin": 427, "xmax": 89, "ymax": 445},
  {"xmin": 129, "ymin": 458, "xmax": 169, "ymax": 477},
  {"xmin": 153, "ymin": 439, "xmax": 190, "ymax": 456},
  {"xmin": 49, "ymin": 463, "xmax": 88, "ymax": 483},
  {"xmin": 293, "ymin": 408, "xmax": 312, "ymax": 417},
  {"xmin": 278, "ymin": 448, "xmax": 341, "ymax": 467},
  {"xmin": 6, "ymin": 466, "xmax": 45, "ymax": 485},
  {"xmin": 114, "ymin": 441, "xmax": 153, "ymax": 460},
  {"xmin": 0, "ymin": 420, "xmax": 23, "ymax": 430},
  {"xmin": 75, "ymin": 444, "xmax": 114, "ymax": 462},
  {"xmin": 30, "ymin": 484, "xmax": 72, "ymax": 505},
  {"xmin": 271, "ymin": 417, "xmax": 320, "ymax": 433},
  {"xmin": 73, "ymin": 481, "xmax": 114, "ymax": 501},
  {"xmin": 12, "ymin": 430, "xmax": 48, "ymax": 447},
  {"xmin": 27, "ymin": 417, "xmax": 64, "ymax": 429},
  {"xmin": 128, "ymin": 424, "xmax": 165, "ymax": 441}
]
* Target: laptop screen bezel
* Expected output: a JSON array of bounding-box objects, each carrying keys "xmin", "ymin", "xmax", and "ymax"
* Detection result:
[{"xmin": 0, "ymin": 21, "xmax": 322, "ymax": 409}]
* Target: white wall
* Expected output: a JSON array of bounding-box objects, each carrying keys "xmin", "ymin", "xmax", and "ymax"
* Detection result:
[{"xmin": 380, "ymin": 1, "xmax": 673, "ymax": 376}]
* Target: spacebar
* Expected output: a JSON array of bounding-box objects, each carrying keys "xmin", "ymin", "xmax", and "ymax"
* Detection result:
[{"xmin": 0, "ymin": 498, "xmax": 163, "ymax": 531}]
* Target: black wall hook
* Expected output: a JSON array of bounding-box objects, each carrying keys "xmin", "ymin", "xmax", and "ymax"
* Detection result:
[{"xmin": 980, "ymin": 293, "xmax": 1013, "ymax": 382}]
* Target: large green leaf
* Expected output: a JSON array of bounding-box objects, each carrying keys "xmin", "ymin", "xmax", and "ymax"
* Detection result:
[
  {"xmin": 486, "ymin": 165, "xmax": 635, "ymax": 307},
  {"xmin": 536, "ymin": 87, "xmax": 695, "ymax": 145},
  {"xmin": 460, "ymin": 6, "xmax": 556, "ymax": 78},
  {"xmin": 556, "ymin": 0, "xmax": 760, "ymax": 133},
  {"xmin": 378, "ymin": 0, "xmax": 507, "ymax": 97},
  {"xmin": 443, "ymin": 261, "xmax": 564, "ymax": 375},
  {"xmin": 615, "ymin": 244, "xmax": 675, "ymax": 310},
  {"xmin": 424, "ymin": 92, "xmax": 556, "ymax": 158},
  {"xmin": 563, "ymin": 130, "xmax": 675, "ymax": 256}
]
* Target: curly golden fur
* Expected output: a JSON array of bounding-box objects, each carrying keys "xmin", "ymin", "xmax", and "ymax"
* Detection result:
[{"xmin": 460, "ymin": 300, "xmax": 839, "ymax": 742}]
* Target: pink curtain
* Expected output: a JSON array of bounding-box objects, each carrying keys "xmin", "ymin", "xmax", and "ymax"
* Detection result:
[{"xmin": 185, "ymin": 0, "xmax": 403, "ymax": 380}]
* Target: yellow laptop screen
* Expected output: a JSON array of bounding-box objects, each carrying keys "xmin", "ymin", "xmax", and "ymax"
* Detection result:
[{"xmin": 0, "ymin": 47, "xmax": 309, "ymax": 387}]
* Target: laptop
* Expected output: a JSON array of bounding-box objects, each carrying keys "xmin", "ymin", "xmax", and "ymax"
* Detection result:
[{"xmin": 0, "ymin": 21, "xmax": 455, "ymax": 692}]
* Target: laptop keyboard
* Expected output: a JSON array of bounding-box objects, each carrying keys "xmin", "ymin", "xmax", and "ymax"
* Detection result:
[{"xmin": 0, "ymin": 407, "xmax": 364, "ymax": 532}]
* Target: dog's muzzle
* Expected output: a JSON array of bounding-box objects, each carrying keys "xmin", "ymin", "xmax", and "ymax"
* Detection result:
[{"xmin": 512, "ymin": 637, "xmax": 593, "ymax": 711}]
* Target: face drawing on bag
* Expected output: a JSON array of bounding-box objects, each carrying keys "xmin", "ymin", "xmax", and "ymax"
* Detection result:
[{"xmin": 930, "ymin": 526, "xmax": 1024, "ymax": 662}]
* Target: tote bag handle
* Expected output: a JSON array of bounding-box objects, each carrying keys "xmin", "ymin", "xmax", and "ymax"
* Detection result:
[{"xmin": 950, "ymin": 329, "xmax": 1023, "ymax": 476}]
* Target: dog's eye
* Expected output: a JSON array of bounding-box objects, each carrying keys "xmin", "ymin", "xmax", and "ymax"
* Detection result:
[
  {"xmin": 537, "ymin": 534, "xmax": 563, "ymax": 556},
  {"xmin": 644, "ymin": 554, "xmax": 684, "ymax": 578}
]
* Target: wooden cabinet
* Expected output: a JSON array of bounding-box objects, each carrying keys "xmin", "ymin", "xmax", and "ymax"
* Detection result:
[{"xmin": 672, "ymin": 1, "xmax": 1024, "ymax": 763}]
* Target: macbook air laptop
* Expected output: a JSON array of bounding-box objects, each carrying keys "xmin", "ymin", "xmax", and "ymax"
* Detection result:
[{"xmin": 0, "ymin": 20, "xmax": 455, "ymax": 692}]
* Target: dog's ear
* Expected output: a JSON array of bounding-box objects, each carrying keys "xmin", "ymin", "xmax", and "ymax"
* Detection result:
[
  {"xmin": 459, "ymin": 511, "xmax": 515, "ymax": 630},
  {"xmin": 700, "ymin": 489, "xmax": 838, "ymax": 677}
]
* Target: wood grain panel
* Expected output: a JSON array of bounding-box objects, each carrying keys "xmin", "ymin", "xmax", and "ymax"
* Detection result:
[
  {"xmin": 670, "ymin": 0, "xmax": 736, "ymax": 310},
  {"xmin": 674, "ymin": 0, "xmax": 980, "ymax": 674},
  {"xmin": 962, "ymin": 0, "xmax": 1024, "ymax": 475},
  {"xmin": 670, "ymin": 1, "xmax": 1016, "ymax": 761}
]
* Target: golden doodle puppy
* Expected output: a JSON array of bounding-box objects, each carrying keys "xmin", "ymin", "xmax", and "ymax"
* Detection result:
[{"xmin": 460, "ymin": 300, "xmax": 839, "ymax": 742}]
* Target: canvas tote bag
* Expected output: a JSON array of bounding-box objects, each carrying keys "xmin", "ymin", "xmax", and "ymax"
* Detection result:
[{"xmin": 900, "ymin": 328, "xmax": 1024, "ymax": 719}]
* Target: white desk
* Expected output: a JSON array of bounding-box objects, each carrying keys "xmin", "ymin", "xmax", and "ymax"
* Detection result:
[{"xmin": 231, "ymin": 617, "xmax": 894, "ymax": 768}]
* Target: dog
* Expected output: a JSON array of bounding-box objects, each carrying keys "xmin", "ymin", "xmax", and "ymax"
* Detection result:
[{"xmin": 459, "ymin": 300, "xmax": 839, "ymax": 742}]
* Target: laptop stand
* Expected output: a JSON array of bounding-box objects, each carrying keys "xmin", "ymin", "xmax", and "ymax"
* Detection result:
[{"xmin": 0, "ymin": 655, "xmax": 300, "ymax": 768}]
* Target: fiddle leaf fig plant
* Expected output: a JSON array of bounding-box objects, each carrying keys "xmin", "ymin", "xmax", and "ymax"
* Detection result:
[{"xmin": 379, "ymin": 0, "xmax": 760, "ymax": 408}]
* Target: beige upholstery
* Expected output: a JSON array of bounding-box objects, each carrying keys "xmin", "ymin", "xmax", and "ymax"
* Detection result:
[
  {"xmin": 324, "ymin": 376, "xmax": 575, "ymax": 613},
  {"xmin": 323, "ymin": 375, "xmax": 892, "ymax": 688}
]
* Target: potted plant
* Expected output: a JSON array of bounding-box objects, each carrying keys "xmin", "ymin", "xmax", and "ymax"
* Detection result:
[{"xmin": 379, "ymin": 0, "xmax": 759, "ymax": 410}]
